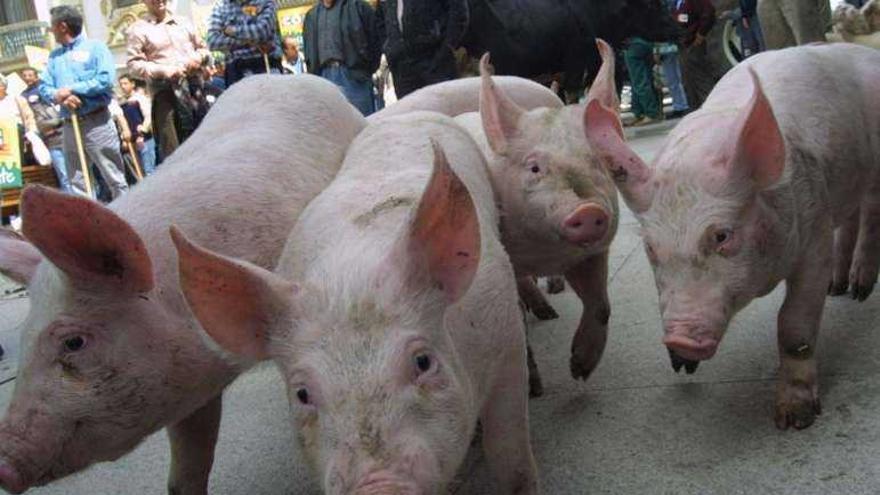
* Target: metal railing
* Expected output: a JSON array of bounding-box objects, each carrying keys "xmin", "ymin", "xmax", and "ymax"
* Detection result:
[{"xmin": 0, "ymin": 20, "xmax": 50, "ymax": 64}]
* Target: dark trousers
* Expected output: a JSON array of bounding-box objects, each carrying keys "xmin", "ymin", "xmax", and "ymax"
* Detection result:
[
  {"xmin": 225, "ymin": 56, "xmax": 282, "ymax": 87},
  {"xmin": 680, "ymin": 42, "xmax": 722, "ymax": 111},
  {"xmin": 624, "ymin": 37, "xmax": 661, "ymax": 119},
  {"xmin": 152, "ymin": 88, "xmax": 179, "ymax": 162},
  {"xmin": 390, "ymin": 46, "xmax": 457, "ymax": 99}
]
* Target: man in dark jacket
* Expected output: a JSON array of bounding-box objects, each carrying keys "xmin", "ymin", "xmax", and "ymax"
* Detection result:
[
  {"xmin": 381, "ymin": 0, "xmax": 468, "ymax": 98},
  {"xmin": 303, "ymin": 0, "xmax": 383, "ymax": 115},
  {"xmin": 673, "ymin": 0, "xmax": 723, "ymax": 109}
]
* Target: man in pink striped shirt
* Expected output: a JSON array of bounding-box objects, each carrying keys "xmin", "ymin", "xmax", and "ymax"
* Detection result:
[{"xmin": 126, "ymin": 0, "xmax": 210, "ymax": 160}]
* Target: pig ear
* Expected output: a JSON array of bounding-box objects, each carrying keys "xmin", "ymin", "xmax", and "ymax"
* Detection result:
[
  {"xmin": 0, "ymin": 228, "xmax": 42, "ymax": 285},
  {"xmin": 729, "ymin": 69, "xmax": 785, "ymax": 189},
  {"xmin": 585, "ymin": 39, "xmax": 621, "ymax": 120},
  {"xmin": 21, "ymin": 186, "xmax": 154, "ymax": 292},
  {"xmin": 171, "ymin": 226, "xmax": 296, "ymax": 360},
  {"xmin": 404, "ymin": 140, "xmax": 481, "ymax": 303},
  {"xmin": 480, "ymin": 52, "xmax": 524, "ymax": 155},
  {"xmin": 584, "ymin": 100, "xmax": 654, "ymax": 212}
]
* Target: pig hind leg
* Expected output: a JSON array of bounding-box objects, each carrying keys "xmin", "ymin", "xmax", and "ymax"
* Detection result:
[
  {"xmin": 517, "ymin": 276, "xmax": 559, "ymax": 321},
  {"xmin": 166, "ymin": 395, "xmax": 223, "ymax": 495},
  {"xmin": 829, "ymin": 210, "xmax": 859, "ymax": 296},
  {"xmin": 775, "ymin": 227, "xmax": 830, "ymax": 430},
  {"xmin": 479, "ymin": 332, "xmax": 538, "ymax": 493},
  {"xmin": 848, "ymin": 193, "xmax": 880, "ymax": 301}
]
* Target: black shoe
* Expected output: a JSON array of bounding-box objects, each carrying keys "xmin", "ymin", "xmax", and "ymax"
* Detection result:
[{"xmin": 669, "ymin": 110, "xmax": 688, "ymax": 119}]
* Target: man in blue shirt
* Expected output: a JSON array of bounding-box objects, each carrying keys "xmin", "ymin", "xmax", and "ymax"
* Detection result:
[
  {"xmin": 40, "ymin": 6, "xmax": 128, "ymax": 200},
  {"xmin": 207, "ymin": 0, "xmax": 283, "ymax": 87}
]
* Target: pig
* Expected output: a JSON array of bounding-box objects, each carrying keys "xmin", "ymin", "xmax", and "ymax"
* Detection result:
[
  {"xmin": 447, "ymin": 40, "xmax": 623, "ymax": 381},
  {"xmin": 172, "ymin": 111, "xmax": 538, "ymax": 494},
  {"xmin": 0, "ymin": 74, "xmax": 366, "ymax": 494},
  {"xmin": 370, "ymin": 60, "xmax": 568, "ymax": 324},
  {"xmin": 584, "ymin": 43, "xmax": 880, "ymax": 429},
  {"xmin": 368, "ymin": 70, "xmax": 562, "ymax": 123}
]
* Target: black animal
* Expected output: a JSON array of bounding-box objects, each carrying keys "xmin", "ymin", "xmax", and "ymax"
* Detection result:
[{"xmin": 461, "ymin": 0, "xmax": 681, "ymax": 100}]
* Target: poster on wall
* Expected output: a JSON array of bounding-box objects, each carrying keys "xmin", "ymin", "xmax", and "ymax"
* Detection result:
[
  {"xmin": 0, "ymin": 118, "xmax": 22, "ymax": 189},
  {"xmin": 278, "ymin": 6, "xmax": 312, "ymax": 48}
]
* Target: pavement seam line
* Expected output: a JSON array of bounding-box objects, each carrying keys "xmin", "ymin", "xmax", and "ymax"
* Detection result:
[{"xmin": 609, "ymin": 241, "xmax": 641, "ymax": 285}]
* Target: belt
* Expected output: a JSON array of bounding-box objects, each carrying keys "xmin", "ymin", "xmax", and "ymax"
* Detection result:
[
  {"xmin": 64, "ymin": 106, "xmax": 107, "ymax": 122},
  {"xmin": 321, "ymin": 60, "xmax": 343, "ymax": 69}
]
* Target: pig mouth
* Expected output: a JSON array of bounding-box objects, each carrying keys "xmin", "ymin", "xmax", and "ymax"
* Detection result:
[
  {"xmin": 662, "ymin": 333, "xmax": 719, "ymax": 363},
  {"xmin": 352, "ymin": 471, "xmax": 423, "ymax": 495}
]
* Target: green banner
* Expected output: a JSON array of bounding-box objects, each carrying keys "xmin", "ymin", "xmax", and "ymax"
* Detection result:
[{"xmin": 0, "ymin": 119, "xmax": 23, "ymax": 189}]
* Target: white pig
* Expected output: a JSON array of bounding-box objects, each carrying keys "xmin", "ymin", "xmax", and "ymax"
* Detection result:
[
  {"xmin": 0, "ymin": 75, "xmax": 365, "ymax": 494},
  {"xmin": 173, "ymin": 111, "xmax": 538, "ymax": 494},
  {"xmin": 584, "ymin": 43, "xmax": 880, "ymax": 429}
]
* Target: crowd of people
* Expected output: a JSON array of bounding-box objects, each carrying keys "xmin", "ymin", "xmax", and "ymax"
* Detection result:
[{"xmin": 1, "ymin": 0, "xmax": 469, "ymax": 210}]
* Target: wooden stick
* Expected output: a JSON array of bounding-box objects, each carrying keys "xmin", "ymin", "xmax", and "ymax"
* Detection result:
[
  {"xmin": 126, "ymin": 140, "xmax": 144, "ymax": 181},
  {"xmin": 263, "ymin": 53, "xmax": 271, "ymax": 73},
  {"xmin": 70, "ymin": 113, "xmax": 93, "ymax": 198}
]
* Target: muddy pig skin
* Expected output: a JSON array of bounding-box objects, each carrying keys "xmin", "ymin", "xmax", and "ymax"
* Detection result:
[
  {"xmin": 368, "ymin": 68, "xmax": 562, "ymax": 123},
  {"xmin": 448, "ymin": 40, "xmax": 623, "ymax": 382},
  {"xmin": 0, "ymin": 75, "xmax": 365, "ymax": 494},
  {"xmin": 173, "ymin": 111, "xmax": 538, "ymax": 494},
  {"xmin": 584, "ymin": 43, "xmax": 880, "ymax": 430}
]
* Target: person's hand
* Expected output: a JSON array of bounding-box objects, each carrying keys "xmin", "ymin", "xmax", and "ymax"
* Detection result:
[
  {"xmin": 136, "ymin": 136, "xmax": 145, "ymax": 151},
  {"xmin": 121, "ymin": 129, "xmax": 132, "ymax": 143},
  {"xmin": 693, "ymin": 33, "xmax": 706, "ymax": 46},
  {"xmin": 742, "ymin": 17, "xmax": 750, "ymax": 29},
  {"xmin": 185, "ymin": 59, "xmax": 202, "ymax": 73},
  {"xmin": 224, "ymin": 26, "xmax": 236, "ymax": 37},
  {"xmin": 63, "ymin": 95, "xmax": 82, "ymax": 110},
  {"xmin": 54, "ymin": 87, "xmax": 72, "ymax": 104},
  {"xmin": 136, "ymin": 124, "xmax": 146, "ymax": 134}
]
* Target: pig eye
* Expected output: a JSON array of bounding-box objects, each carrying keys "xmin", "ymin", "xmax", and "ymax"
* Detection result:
[
  {"xmin": 62, "ymin": 336, "xmax": 86, "ymax": 353},
  {"xmin": 414, "ymin": 353, "xmax": 432, "ymax": 374},
  {"xmin": 296, "ymin": 388, "xmax": 310, "ymax": 405},
  {"xmin": 524, "ymin": 158, "xmax": 541, "ymax": 174},
  {"xmin": 713, "ymin": 229, "xmax": 733, "ymax": 248}
]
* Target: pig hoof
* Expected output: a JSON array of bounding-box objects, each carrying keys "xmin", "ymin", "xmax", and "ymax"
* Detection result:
[
  {"xmin": 850, "ymin": 281, "xmax": 875, "ymax": 302},
  {"xmin": 668, "ymin": 349, "xmax": 699, "ymax": 374},
  {"xmin": 529, "ymin": 374, "xmax": 544, "ymax": 398},
  {"xmin": 775, "ymin": 385, "xmax": 822, "ymax": 431},
  {"xmin": 569, "ymin": 355, "xmax": 597, "ymax": 381},
  {"xmin": 546, "ymin": 277, "xmax": 565, "ymax": 294},
  {"xmin": 827, "ymin": 280, "xmax": 849, "ymax": 296},
  {"xmin": 530, "ymin": 303, "xmax": 559, "ymax": 321}
]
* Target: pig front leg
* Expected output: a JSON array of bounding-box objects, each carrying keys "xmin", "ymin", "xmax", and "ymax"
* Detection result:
[
  {"xmin": 480, "ymin": 344, "xmax": 538, "ymax": 494},
  {"xmin": 516, "ymin": 276, "xmax": 559, "ymax": 321},
  {"xmin": 775, "ymin": 236, "xmax": 830, "ymax": 430},
  {"xmin": 849, "ymin": 195, "xmax": 880, "ymax": 301},
  {"xmin": 166, "ymin": 395, "xmax": 223, "ymax": 495},
  {"xmin": 829, "ymin": 210, "xmax": 858, "ymax": 296},
  {"xmin": 565, "ymin": 252, "xmax": 610, "ymax": 381}
]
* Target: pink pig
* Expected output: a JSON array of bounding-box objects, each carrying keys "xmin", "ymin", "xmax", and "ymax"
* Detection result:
[
  {"xmin": 585, "ymin": 43, "xmax": 880, "ymax": 429},
  {"xmin": 0, "ymin": 75, "xmax": 365, "ymax": 493},
  {"xmin": 452, "ymin": 40, "xmax": 622, "ymax": 381},
  {"xmin": 173, "ymin": 112, "xmax": 538, "ymax": 494}
]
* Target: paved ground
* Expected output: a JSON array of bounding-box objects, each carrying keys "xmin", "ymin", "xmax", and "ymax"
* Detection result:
[{"xmin": 4, "ymin": 128, "xmax": 880, "ymax": 494}]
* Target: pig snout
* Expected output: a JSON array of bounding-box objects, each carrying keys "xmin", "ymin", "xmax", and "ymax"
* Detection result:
[
  {"xmin": 561, "ymin": 203, "xmax": 609, "ymax": 245},
  {"xmin": 662, "ymin": 322, "xmax": 720, "ymax": 362},
  {"xmin": 352, "ymin": 471, "xmax": 422, "ymax": 495},
  {"xmin": 0, "ymin": 461, "xmax": 25, "ymax": 494}
]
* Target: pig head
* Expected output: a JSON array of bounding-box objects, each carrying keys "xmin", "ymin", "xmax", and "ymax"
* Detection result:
[
  {"xmin": 0, "ymin": 187, "xmax": 233, "ymax": 493},
  {"xmin": 585, "ymin": 68, "xmax": 790, "ymax": 368}
]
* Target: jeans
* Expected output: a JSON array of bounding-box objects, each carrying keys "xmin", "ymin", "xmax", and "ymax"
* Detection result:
[
  {"xmin": 660, "ymin": 53, "xmax": 689, "ymax": 112},
  {"xmin": 320, "ymin": 65, "xmax": 375, "ymax": 116},
  {"xmin": 140, "ymin": 137, "xmax": 157, "ymax": 175},
  {"xmin": 624, "ymin": 37, "xmax": 661, "ymax": 119},
  {"xmin": 62, "ymin": 108, "xmax": 128, "ymax": 200},
  {"xmin": 48, "ymin": 147, "xmax": 71, "ymax": 193},
  {"xmin": 737, "ymin": 15, "xmax": 766, "ymax": 57}
]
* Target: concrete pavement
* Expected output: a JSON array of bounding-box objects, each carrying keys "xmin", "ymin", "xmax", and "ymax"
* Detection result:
[{"xmin": 3, "ymin": 131, "xmax": 880, "ymax": 494}]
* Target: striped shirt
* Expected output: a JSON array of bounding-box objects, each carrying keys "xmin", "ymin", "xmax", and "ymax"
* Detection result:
[{"xmin": 206, "ymin": 0, "xmax": 282, "ymax": 62}]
